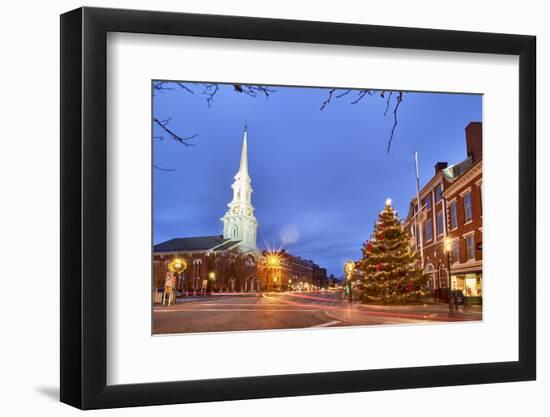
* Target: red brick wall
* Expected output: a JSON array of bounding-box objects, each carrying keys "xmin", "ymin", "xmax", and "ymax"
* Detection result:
[{"xmin": 445, "ymin": 171, "xmax": 482, "ymax": 264}]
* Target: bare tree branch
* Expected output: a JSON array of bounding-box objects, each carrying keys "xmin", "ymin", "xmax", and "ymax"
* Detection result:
[
  {"xmin": 386, "ymin": 92, "xmax": 403, "ymax": 154},
  {"xmin": 383, "ymin": 91, "xmax": 393, "ymax": 116},
  {"xmin": 320, "ymin": 88, "xmax": 337, "ymax": 110},
  {"xmin": 153, "ymin": 81, "xmax": 195, "ymax": 95},
  {"xmin": 202, "ymin": 84, "xmax": 220, "ymax": 107},
  {"xmin": 175, "ymin": 82, "xmax": 194, "ymax": 94},
  {"xmin": 336, "ymin": 90, "xmax": 352, "ymax": 99},
  {"xmin": 153, "ymin": 164, "xmax": 176, "ymax": 172},
  {"xmin": 233, "ymin": 84, "xmax": 276, "ymax": 98},
  {"xmin": 350, "ymin": 90, "xmax": 372, "ymax": 105},
  {"xmin": 319, "ymin": 88, "xmax": 405, "ymax": 153},
  {"xmin": 153, "ymin": 118, "xmax": 198, "ymax": 146}
]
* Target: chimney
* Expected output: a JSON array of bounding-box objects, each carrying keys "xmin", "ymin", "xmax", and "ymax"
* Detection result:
[
  {"xmin": 465, "ymin": 122, "xmax": 482, "ymax": 162},
  {"xmin": 434, "ymin": 161, "xmax": 448, "ymax": 175}
]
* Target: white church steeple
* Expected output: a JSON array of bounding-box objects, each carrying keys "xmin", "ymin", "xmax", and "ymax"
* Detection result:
[{"xmin": 221, "ymin": 126, "xmax": 258, "ymax": 251}]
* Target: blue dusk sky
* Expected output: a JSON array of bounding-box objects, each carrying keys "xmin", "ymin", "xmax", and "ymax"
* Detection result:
[{"xmin": 153, "ymin": 82, "xmax": 482, "ymax": 277}]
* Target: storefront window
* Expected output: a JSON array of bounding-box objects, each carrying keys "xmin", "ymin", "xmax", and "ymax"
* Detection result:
[
  {"xmin": 464, "ymin": 273, "xmax": 481, "ymax": 296},
  {"xmin": 451, "ymin": 275, "xmax": 465, "ymax": 291}
]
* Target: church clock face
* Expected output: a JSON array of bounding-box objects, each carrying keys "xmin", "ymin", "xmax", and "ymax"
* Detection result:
[
  {"xmin": 232, "ymin": 207, "xmax": 239, "ymax": 214},
  {"xmin": 247, "ymin": 208, "xmax": 252, "ymax": 215}
]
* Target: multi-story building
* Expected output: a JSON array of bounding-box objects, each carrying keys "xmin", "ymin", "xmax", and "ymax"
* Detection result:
[
  {"xmin": 442, "ymin": 123, "xmax": 483, "ymax": 302},
  {"xmin": 404, "ymin": 161, "xmax": 451, "ymax": 298},
  {"xmin": 404, "ymin": 122, "xmax": 482, "ymax": 302},
  {"xmin": 259, "ymin": 249, "xmax": 326, "ymax": 291},
  {"xmin": 313, "ymin": 266, "xmax": 328, "ymax": 289}
]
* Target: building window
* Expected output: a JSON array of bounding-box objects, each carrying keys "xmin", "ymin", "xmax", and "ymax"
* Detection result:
[
  {"xmin": 465, "ymin": 234, "xmax": 475, "ymax": 260},
  {"xmin": 435, "ymin": 184, "xmax": 443, "ymax": 203},
  {"xmin": 449, "ymin": 200, "xmax": 458, "ymax": 229},
  {"xmin": 452, "ymin": 239, "xmax": 459, "ymax": 262},
  {"xmin": 425, "ymin": 219, "xmax": 433, "ymax": 242},
  {"xmin": 436, "ymin": 211, "xmax": 444, "ymax": 236},
  {"xmin": 464, "ymin": 273, "xmax": 481, "ymax": 297},
  {"xmin": 413, "ymin": 224, "xmax": 420, "ymax": 248},
  {"xmin": 424, "ymin": 195, "xmax": 432, "ymax": 210},
  {"xmin": 464, "ymin": 191, "xmax": 473, "ymax": 222}
]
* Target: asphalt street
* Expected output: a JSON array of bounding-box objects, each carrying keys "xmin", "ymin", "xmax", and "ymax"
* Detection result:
[{"xmin": 153, "ymin": 291, "xmax": 482, "ymax": 334}]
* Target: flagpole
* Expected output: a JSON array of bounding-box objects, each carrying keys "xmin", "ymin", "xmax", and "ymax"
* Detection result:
[{"xmin": 414, "ymin": 152, "xmax": 425, "ymax": 269}]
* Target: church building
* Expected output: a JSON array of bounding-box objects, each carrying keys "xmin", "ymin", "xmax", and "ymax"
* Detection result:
[{"xmin": 153, "ymin": 127, "xmax": 262, "ymax": 294}]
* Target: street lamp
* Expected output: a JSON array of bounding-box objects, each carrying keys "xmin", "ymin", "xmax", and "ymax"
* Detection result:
[
  {"xmin": 443, "ymin": 236, "xmax": 453, "ymax": 312},
  {"xmin": 344, "ymin": 260, "xmax": 355, "ymax": 304},
  {"xmin": 167, "ymin": 257, "xmax": 187, "ymax": 275},
  {"xmin": 166, "ymin": 257, "xmax": 187, "ymax": 305},
  {"xmin": 264, "ymin": 253, "xmax": 281, "ymax": 292},
  {"xmin": 208, "ymin": 271, "xmax": 216, "ymax": 293}
]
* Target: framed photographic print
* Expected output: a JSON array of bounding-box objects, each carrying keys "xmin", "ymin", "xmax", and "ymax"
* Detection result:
[{"xmin": 60, "ymin": 6, "xmax": 536, "ymax": 409}]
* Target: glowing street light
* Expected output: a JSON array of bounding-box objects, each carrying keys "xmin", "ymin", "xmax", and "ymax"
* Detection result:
[
  {"xmin": 167, "ymin": 257, "xmax": 187, "ymax": 275},
  {"xmin": 264, "ymin": 252, "xmax": 281, "ymax": 292},
  {"xmin": 345, "ymin": 261, "xmax": 355, "ymax": 276},
  {"xmin": 267, "ymin": 254, "xmax": 280, "ymax": 267},
  {"xmin": 443, "ymin": 235, "xmax": 454, "ymax": 312},
  {"xmin": 444, "ymin": 236, "xmax": 453, "ymax": 254},
  {"xmin": 344, "ymin": 260, "xmax": 356, "ymax": 304},
  {"xmin": 165, "ymin": 257, "xmax": 187, "ymax": 305}
]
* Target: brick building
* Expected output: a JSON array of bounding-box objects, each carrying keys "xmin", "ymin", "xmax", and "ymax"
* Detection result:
[
  {"xmin": 442, "ymin": 123, "xmax": 483, "ymax": 301},
  {"xmin": 259, "ymin": 249, "xmax": 327, "ymax": 291},
  {"xmin": 404, "ymin": 122, "xmax": 482, "ymax": 302},
  {"xmin": 153, "ymin": 236, "xmax": 259, "ymax": 295}
]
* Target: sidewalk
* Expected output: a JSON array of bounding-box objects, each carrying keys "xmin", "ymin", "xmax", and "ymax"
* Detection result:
[{"xmin": 324, "ymin": 302, "xmax": 482, "ymax": 325}]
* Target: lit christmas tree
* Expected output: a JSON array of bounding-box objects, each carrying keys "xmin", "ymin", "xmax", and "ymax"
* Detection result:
[{"xmin": 357, "ymin": 198, "xmax": 428, "ymax": 304}]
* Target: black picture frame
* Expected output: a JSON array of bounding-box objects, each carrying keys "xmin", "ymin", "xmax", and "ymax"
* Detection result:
[{"xmin": 60, "ymin": 6, "xmax": 536, "ymax": 410}]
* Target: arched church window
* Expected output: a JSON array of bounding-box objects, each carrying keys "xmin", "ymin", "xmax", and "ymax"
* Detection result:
[{"xmin": 232, "ymin": 226, "xmax": 238, "ymax": 239}]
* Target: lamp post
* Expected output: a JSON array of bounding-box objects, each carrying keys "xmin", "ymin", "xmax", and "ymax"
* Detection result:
[
  {"xmin": 208, "ymin": 271, "xmax": 216, "ymax": 294},
  {"xmin": 344, "ymin": 261, "xmax": 355, "ymax": 304},
  {"xmin": 265, "ymin": 253, "xmax": 280, "ymax": 292},
  {"xmin": 166, "ymin": 257, "xmax": 187, "ymax": 305},
  {"xmin": 443, "ymin": 237, "xmax": 453, "ymax": 312}
]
